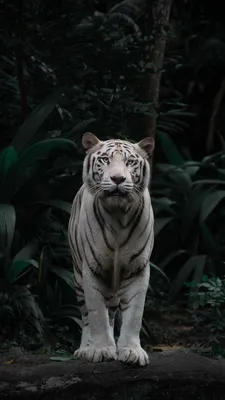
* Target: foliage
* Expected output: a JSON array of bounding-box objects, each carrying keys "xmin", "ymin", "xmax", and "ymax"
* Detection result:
[
  {"xmin": 1, "ymin": 0, "xmax": 225, "ymax": 349},
  {"xmin": 152, "ymin": 148, "xmax": 225, "ymax": 298},
  {"xmin": 0, "ymin": 96, "xmax": 82, "ymax": 338},
  {"xmin": 187, "ymin": 275, "xmax": 225, "ymax": 334},
  {"xmin": 188, "ymin": 275, "xmax": 225, "ymax": 309}
]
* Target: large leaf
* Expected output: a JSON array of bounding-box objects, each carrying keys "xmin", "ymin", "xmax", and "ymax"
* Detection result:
[
  {"xmin": 170, "ymin": 255, "xmax": 207, "ymax": 299},
  {"xmin": 157, "ymin": 131, "xmax": 185, "ymax": 166},
  {"xmin": 151, "ymin": 197, "xmax": 177, "ymax": 216},
  {"xmin": 1, "ymin": 139, "xmax": 76, "ymax": 202},
  {"xmin": 193, "ymin": 179, "xmax": 225, "ymax": 187},
  {"xmin": 66, "ymin": 118, "xmax": 97, "ymax": 138},
  {"xmin": 154, "ymin": 217, "xmax": 174, "ymax": 237},
  {"xmin": 50, "ymin": 266, "xmax": 76, "ymax": 291},
  {"xmin": 191, "ymin": 255, "xmax": 207, "ymax": 292},
  {"xmin": 150, "ymin": 262, "xmax": 170, "ymax": 283},
  {"xmin": 108, "ymin": 0, "xmax": 147, "ymax": 20},
  {"xmin": 13, "ymin": 241, "xmax": 39, "ymax": 262},
  {"xmin": 0, "ymin": 204, "xmax": 16, "ymax": 255},
  {"xmin": 34, "ymin": 200, "xmax": 71, "ymax": 214},
  {"xmin": 11, "ymin": 88, "xmax": 63, "ymax": 153},
  {"xmin": 200, "ymin": 191, "xmax": 225, "ymax": 222},
  {"xmin": 18, "ymin": 138, "xmax": 76, "ymax": 166},
  {"xmin": 0, "ymin": 147, "xmax": 18, "ymax": 181},
  {"xmin": 181, "ymin": 185, "xmax": 214, "ymax": 241},
  {"xmin": 159, "ymin": 250, "xmax": 187, "ymax": 271},
  {"xmin": 6, "ymin": 259, "xmax": 38, "ymax": 284}
]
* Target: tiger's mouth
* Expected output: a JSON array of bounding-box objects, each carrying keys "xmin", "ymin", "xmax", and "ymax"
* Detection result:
[{"xmin": 105, "ymin": 189, "xmax": 127, "ymax": 197}]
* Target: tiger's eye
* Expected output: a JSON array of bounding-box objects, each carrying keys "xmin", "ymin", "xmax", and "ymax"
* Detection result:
[
  {"xmin": 100, "ymin": 157, "xmax": 109, "ymax": 164},
  {"xmin": 126, "ymin": 159, "xmax": 138, "ymax": 167}
]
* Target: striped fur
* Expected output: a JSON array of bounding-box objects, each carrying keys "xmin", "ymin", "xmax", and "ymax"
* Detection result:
[{"xmin": 68, "ymin": 132, "xmax": 154, "ymax": 366}]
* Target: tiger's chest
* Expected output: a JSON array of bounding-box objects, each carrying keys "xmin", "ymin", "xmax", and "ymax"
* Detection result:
[{"xmin": 77, "ymin": 202, "xmax": 153, "ymax": 276}]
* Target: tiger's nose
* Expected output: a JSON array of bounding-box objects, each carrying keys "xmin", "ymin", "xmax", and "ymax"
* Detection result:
[{"xmin": 110, "ymin": 175, "xmax": 126, "ymax": 185}]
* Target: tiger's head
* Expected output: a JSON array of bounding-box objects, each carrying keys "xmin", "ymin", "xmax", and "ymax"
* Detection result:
[{"xmin": 82, "ymin": 132, "xmax": 154, "ymax": 208}]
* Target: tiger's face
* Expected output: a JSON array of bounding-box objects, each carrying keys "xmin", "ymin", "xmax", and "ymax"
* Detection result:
[{"xmin": 82, "ymin": 132, "xmax": 154, "ymax": 207}]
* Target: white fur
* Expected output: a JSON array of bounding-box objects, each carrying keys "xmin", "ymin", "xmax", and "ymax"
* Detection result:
[{"xmin": 68, "ymin": 135, "xmax": 154, "ymax": 366}]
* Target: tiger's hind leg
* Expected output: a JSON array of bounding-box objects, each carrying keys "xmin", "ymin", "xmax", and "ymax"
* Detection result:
[{"xmin": 73, "ymin": 274, "xmax": 91, "ymax": 356}]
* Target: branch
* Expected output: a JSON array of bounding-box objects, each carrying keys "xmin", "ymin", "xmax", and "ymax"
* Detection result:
[{"xmin": 0, "ymin": 351, "xmax": 225, "ymax": 399}]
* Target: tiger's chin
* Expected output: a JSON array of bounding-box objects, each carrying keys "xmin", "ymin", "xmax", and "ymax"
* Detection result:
[{"xmin": 102, "ymin": 190, "xmax": 133, "ymax": 211}]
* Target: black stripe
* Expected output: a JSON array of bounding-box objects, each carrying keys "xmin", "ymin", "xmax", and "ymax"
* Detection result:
[
  {"xmin": 108, "ymin": 305, "xmax": 118, "ymax": 312},
  {"xmin": 143, "ymin": 161, "xmax": 146, "ymax": 181},
  {"xmin": 83, "ymin": 228, "xmax": 103, "ymax": 270},
  {"xmin": 117, "ymin": 205, "xmax": 135, "ymax": 229},
  {"xmin": 72, "ymin": 220, "xmax": 82, "ymax": 262},
  {"xmin": 91, "ymin": 156, "xmax": 95, "ymax": 180},
  {"xmin": 75, "ymin": 285, "xmax": 84, "ymax": 296},
  {"xmin": 121, "ymin": 198, "xmax": 144, "ymax": 247},
  {"xmin": 93, "ymin": 200, "xmax": 114, "ymax": 251},
  {"xmin": 120, "ymin": 291, "xmax": 141, "ymax": 311},
  {"xmin": 136, "ymin": 205, "xmax": 150, "ymax": 241},
  {"xmin": 77, "ymin": 299, "xmax": 85, "ymax": 308},
  {"xmin": 129, "ymin": 223, "xmax": 153, "ymax": 264},
  {"xmin": 122, "ymin": 262, "xmax": 148, "ymax": 281},
  {"xmin": 86, "ymin": 212, "xmax": 95, "ymax": 242},
  {"xmin": 86, "ymin": 155, "xmax": 91, "ymax": 175},
  {"xmin": 80, "ymin": 235, "xmax": 91, "ymax": 268}
]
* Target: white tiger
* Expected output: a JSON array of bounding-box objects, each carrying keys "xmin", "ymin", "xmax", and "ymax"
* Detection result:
[{"xmin": 68, "ymin": 132, "xmax": 154, "ymax": 366}]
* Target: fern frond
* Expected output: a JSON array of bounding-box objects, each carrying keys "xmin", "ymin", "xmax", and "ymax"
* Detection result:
[
  {"xmin": 108, "ymin": 0, "xmax": 147, "ymax": 20},
  {"xmin": 105, "ymin": 13, "xmax": 141, "ymax": 34}
]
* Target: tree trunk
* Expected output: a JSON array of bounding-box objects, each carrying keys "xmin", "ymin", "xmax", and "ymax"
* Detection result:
[
  {"xmin": 138, "ymin": 0, "xmax": 172, "ymax": 141},
  {"xmin": 1, "ymin": 350, "xmax": 225, "ymax": 399}
]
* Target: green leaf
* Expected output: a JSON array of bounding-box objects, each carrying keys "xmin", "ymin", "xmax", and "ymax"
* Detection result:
[
  {"xmin": 191, "ymin": 255, "xmax": 207, "ymax": 292},
  {"xmin": 33, "ymin": 200, "xmax": 71, "ymax": 214},
  {"xmin": 159, "ymin": 250, "xmax": 187, "ymax": 271},
  {"xmin": 0, "ymin": 147, "xmax": 18, "ymax": 180},
  {"xmin": 6, "ymin": 259, "xmax": 38, "ymax": 284},
  {"xmin": 151, "ymin": 197, "xmax": 177, "ymax": 216},
  {"xmin": 13, "ymin": 240, "xmax": 39, "ymax": 262},
  {"xmin": 181, "ymin": 186, "xmax": 214, "ymax": 240},
  {"xmin": 150, "ymin": 262, "xmax": 170, "ymax": 283},
  {"xmin": 66, "ymin": 118, "xmax": 97, "ymax": 138},
  {"xmin": 167, "ymin": 168, "xmax": 192, "ymax": 193},
  {"xmin": 0, "ymin": 204, "xmax": 16, "ymax": 255},
  {"xmin": 154, "ymin": 217, "xmax": 174, "ymax": 237},
  {"xmin": 49, "ymin": 266, "xmax": 75, "ymax": 291},
  {"xmin": 65, "ymin": 316, "xmax": 83, "ymax": 329},
  {"xmin": 170, "ymin": 255, "xmax": 207, "ymax": 299},
  {"xmin": 157, "ymin": 131, "xmax": 185, "ymax": 166},
  {"xmin": 1, "ymin": 139, "xmax": 76, "ymax": 202},
  {"xmin": 193, "ymin": 179, "xmax": 225, "ymax": 187},
  {"xmin": 200, "ymin": 224, "xmax": 220, "ymax": 263},
  {"xmin": 18, "ymin": 138, "xmax": 76, "ymax": 164},
  {"xmin": 200, "ymin": 191, "xmax": 225, "ymax": 222},
  {"xmin": 11, "ymin": 88, "xmax": 63, "ymax": 153},
  {"xmin": 50, "ymin": 356, "xmax": 75, "ymax": 362}
]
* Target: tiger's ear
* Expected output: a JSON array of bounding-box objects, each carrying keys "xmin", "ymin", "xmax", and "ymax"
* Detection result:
[
  {"xmin": 82, "ymin": 132, "xmax": 101, "ymax": 151},
  {"xmin": 137, "ymin": 137, "xmax": 155, "ymax": 159}
]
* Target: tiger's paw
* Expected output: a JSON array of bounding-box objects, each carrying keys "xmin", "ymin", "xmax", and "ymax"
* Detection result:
[
  {"xmin": 74, "ymin": 345, "xmax": 117, "ymax": 363},
  {"xmin": 118, "ymin": 345, "xmax": 149, "ymax": 366}
]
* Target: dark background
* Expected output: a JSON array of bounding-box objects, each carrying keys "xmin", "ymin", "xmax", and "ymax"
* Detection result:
[{"xmin": 0, "ymin": 0, "xmax": 225, "ymax": 357}]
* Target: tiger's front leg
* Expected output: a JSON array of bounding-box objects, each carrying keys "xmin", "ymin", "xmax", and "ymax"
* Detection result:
[
  {"xmin": 117, "ymin": 266, "xmax": 150, "ymax": 366},
  {"xmin": 76, "ymin": 263, "xmax": 117, "ymax": 363}
]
